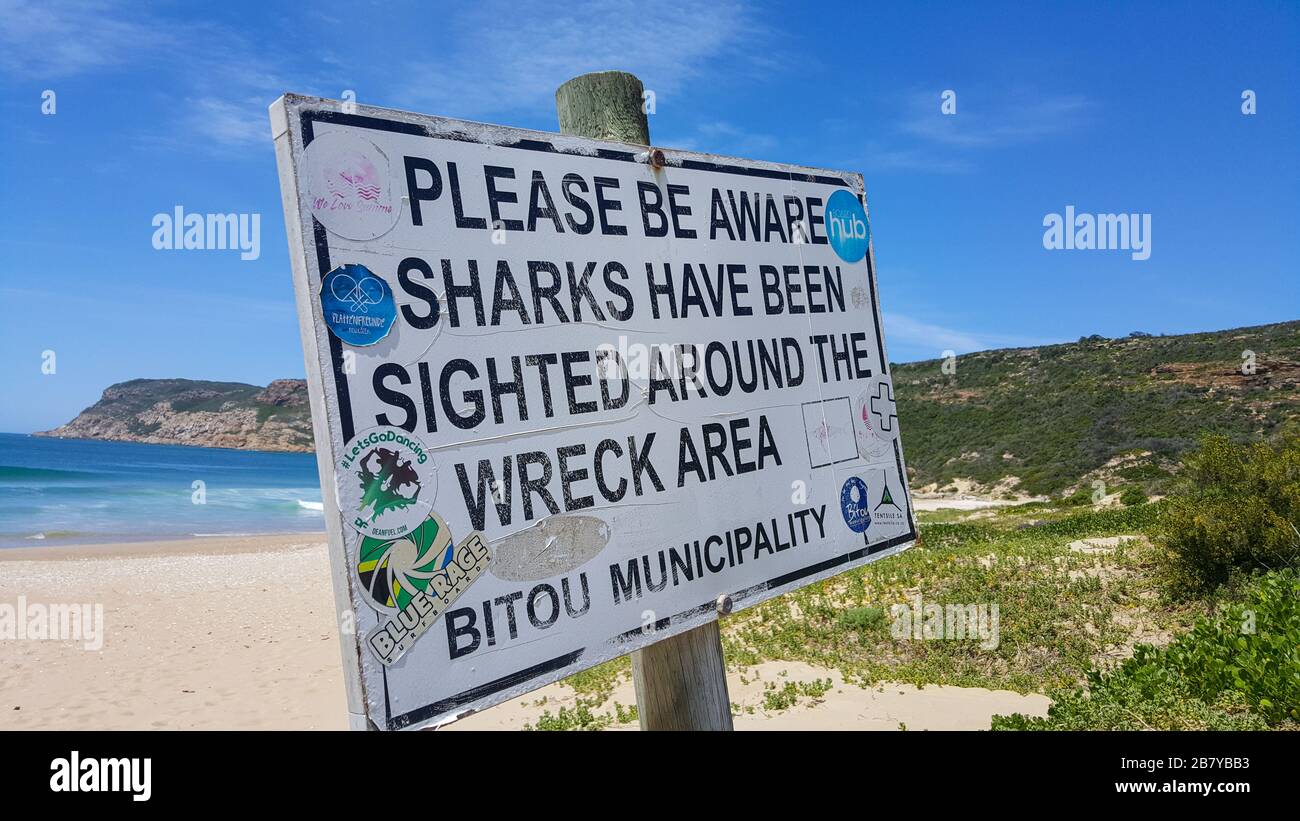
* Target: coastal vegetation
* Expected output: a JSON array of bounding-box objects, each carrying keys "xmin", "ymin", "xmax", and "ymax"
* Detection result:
[{"xmin": 536, "ymin": 435, "xmax": 1300, "ymax": 730}]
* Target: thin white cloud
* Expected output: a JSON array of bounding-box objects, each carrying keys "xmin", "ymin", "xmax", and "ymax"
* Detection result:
[
  {"xmin": 0, "ymin": 0, "xmax": 172, "ymax": 77},
  {"xmin": 859, "ymin": 141, "xmax": 975, "ymax": 174},
  {"xmin": 398, "ymin": 0, "xmax": 764, "ymax": 120},
  {"xmin": 883, "ymin": 311, "xmax": 1052, "ymax": 355},
  {"xmin": 861, "ymin": 89, "xmax": 1094, "ymax": 174},
  {"xmin": 899, "ymin": 91, "xmax": 1093, "ymax": 148},
  {"xmin": 183, "ymin": 97, "xmax": 272, "ymax": 147},
  {"xmin": 0, "ymin": 1, "xmax": 310, "ymax": 149},
  {"xmin": 2, "ymin": 1, "xmax": 769, "ymax": 151},
  {"xmin": 659, "ymin": 121, "xmax": 779, "ymax": 157},
  {"xmin": 883, "ymin": 313, "xmax": 983, "ymax": 352}
]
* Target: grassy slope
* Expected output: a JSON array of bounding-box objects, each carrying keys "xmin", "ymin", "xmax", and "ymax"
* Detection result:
[
  {"xmin": 892, "ymin": 321, "xmax": 1300, "ymax": 496},
  {"xmin": 543, "ymin": 501, "xmax": 1209, "ymax": 728},
  {"xmin": 721, "ymin": 503, "xmax": 1188, "ymax": 693}
]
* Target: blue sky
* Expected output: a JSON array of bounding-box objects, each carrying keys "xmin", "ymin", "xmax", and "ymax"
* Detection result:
[{"xmin": 1, "ymin": 0, "xmax": 1297, "ymax": 433}]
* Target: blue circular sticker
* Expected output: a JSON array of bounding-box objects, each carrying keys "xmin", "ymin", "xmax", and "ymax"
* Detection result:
[
  {"xmin": 321, "ymin": 264, "xmax": 396, "ymax": 346},
  {"xmin": 840, "ymin": 476, "xmax": 871, "ymax": 533},
  {"xmin": 825, "ymin": 189, "xmax": 870, "ymax": 263}
]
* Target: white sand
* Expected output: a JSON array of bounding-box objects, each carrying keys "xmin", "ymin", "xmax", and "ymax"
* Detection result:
[
  {"xmin": 449, "ymin": 659, "xmax": 1049, "ymax": 731},
  {"xmin": 0, "ymin": 536, "xmax": 1049, "ymax": 730},
  {"xmin": 911, "ymin": 497, "xmax": 1023, "ymax": 511},
  {"xmin": 0, "ymin": 536, "xmax": 347, "ymax": 730}
]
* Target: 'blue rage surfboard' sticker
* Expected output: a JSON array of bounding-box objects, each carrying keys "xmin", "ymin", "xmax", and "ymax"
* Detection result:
[{"xmin": 320, "ymin": 264, "xmax": 396, "ymax": 346}]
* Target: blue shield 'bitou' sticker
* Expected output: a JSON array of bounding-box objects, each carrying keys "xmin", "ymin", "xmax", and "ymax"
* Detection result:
[
  {"xmin": 825, "ymin": 189, "xmax": 870, "ymax": 263},
  {"xmin": 840, "ymin": 476, "xmax": 871, "ymax": 533},
  {"xmin": 321, "ymin": 264, "xmax": 397, "ymax": 346}
]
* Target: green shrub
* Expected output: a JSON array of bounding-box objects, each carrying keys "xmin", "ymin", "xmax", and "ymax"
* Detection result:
[
  {"xmin": 1057, "ymin": 487, "xmax": 1094, "ymax": 508},
  {"xmin": 1119, "ymin": 486, "xmax": 1147, "ymax": 506},
  {"xmin": 761, "ymin": 678, "xmax": 833, "ymax": 711},
  {"xmin": 837, "ymin": 606, "xmax": 885, "ymax": 632},
  {"xmin": 1155, "ymin": 434, "xmax": 1300, "ymax": 596},
  {"xmin": 524, "ymin": 697, "xmax": 613, "ymax": 731},
  {"xmin": 1118, "ymin": 463, "xmax": 1172, "ymax": 483},
  {"xmin": 1026, "ymin": 501, "xmax": 1164, "ymax": 539},
  {"xmin": 993, "ymin": 570, "xmax": 1300, "ymax": 730},
  {"xmin": 992, "ymin": 679, "xmax": 1271, "ymax": 731}
]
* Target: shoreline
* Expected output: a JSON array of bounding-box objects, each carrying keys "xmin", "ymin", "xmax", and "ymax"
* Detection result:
[
  {"xmin": 26, "ymin": 430, "xmax": 314, "ymax": 455},
  {"xmin": 0, "ymin": 531, "xmax": 327, "ymax": 562}
]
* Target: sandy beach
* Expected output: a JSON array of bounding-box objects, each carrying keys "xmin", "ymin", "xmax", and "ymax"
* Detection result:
[{"xmin": 0, "ymin": 534, "xmax": 1049, "ymax": 730}]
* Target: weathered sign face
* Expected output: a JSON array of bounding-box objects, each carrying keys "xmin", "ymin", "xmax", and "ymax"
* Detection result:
[{"xmin": 271, "ymin": 94, "xmax": 916, "ymax": 730}]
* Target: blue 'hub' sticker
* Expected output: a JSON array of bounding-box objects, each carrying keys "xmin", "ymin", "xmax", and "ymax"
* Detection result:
[{"xmin": 825, "ymin": 189, "xmax": 869, "ymax": 263}]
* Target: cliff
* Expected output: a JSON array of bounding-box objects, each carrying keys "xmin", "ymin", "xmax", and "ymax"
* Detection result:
[{"xmin": 37, "ymin": 378, "xmax": 315, "ymax": 453}]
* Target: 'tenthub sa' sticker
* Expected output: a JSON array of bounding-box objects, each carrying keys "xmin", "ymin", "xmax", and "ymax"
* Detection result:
[{"xmin": 321, "ymin": 263, "xmax": 396, "ymax": 346}]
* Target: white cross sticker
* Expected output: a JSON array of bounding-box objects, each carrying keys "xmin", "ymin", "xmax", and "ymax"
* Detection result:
[{"xmin": 869, "ymin": 383, "xmax": 897, "ymax": 433}]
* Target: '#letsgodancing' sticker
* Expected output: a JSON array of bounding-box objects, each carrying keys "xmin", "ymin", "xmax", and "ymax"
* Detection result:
[
  {"xmin": 359, "ymin": 517, "xmax": 491, "ymax": 666},
  {"xmin": 840, "ymin": 476, "xmax": 871, "ymax": 533},
  {"xmin": 321, "ymin": 264, "xmax": 396, "ymax": 346},
  {"xmin": 338, "ymin": 426, "xmax": 435, "ymax": 539}
]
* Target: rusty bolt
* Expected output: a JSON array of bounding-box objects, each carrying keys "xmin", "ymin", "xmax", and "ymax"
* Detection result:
[{"xmin": 648, "ymin": 148, "xmax": 666, "ymax": 169}]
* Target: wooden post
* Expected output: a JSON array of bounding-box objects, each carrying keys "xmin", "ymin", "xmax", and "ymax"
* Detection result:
[
  {"xmin": 555, "ymin": 70, "xmax": 734, "ymax": 731},
  {"xmin": 556, "ymin": 70, "xmax": 651, "ymax": 144}
]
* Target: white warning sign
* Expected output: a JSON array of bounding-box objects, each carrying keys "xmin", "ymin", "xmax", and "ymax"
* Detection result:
[{"xmin": 271, "ymin": 94, "xmax": 916, "ymax": 730}]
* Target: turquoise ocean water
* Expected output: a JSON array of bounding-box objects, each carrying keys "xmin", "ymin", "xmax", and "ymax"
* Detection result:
[{"xmin": 0, "ymin": 432, "xmax": 324, "ymax": 548}]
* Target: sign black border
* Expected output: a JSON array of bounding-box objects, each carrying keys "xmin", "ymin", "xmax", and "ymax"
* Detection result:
[{"xmin": 295, "ymin": 107, "xmax": 919, "ymax": 730}]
